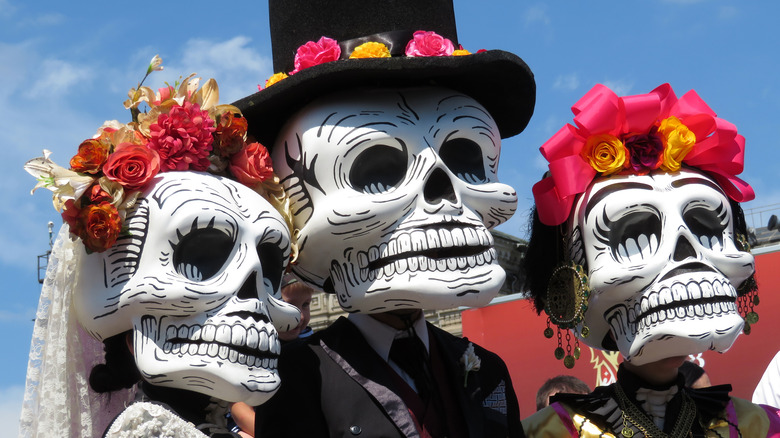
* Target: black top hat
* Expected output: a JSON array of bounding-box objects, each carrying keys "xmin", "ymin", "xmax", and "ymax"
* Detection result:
[{"xmin": 233, "ymin": 0, "xmax": 536, "ymax": 148}]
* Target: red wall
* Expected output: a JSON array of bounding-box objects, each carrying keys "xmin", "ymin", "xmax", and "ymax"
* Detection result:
[{"xmin": 462, "ymin": 248, "xmax": 780, "ymax": 418}]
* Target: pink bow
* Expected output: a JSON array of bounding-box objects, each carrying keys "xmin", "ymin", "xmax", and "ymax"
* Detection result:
[{"xmin": 533, "ymin": 83, "xmax": 754, "ymax": 226}]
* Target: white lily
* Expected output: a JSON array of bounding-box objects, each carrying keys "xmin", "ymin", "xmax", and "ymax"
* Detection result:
[
  {"xmin": 24, "ymin": 150, "xmax": 94, "ymax": 211},
  {"xmin": 147, "ymin": 54, "xmax": 163, "ymax": 74}
]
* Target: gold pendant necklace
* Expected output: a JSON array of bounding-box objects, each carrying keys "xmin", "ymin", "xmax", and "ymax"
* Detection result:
[{"xmin": 613, "ymin": 382, "xmax": 696, "ymax": 438}]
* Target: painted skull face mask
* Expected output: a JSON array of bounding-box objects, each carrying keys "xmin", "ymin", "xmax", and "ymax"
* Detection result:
[
  {"xmin": 74, "ymin": 172, "xmax": 300, "ymax": 406},
  {"xmin": 273, "ymin": 87, "xmax": 518, "ymax": 313},
  {"xmin": 570, "ymin": 168, "xmax": 754, "ymax": 365}
]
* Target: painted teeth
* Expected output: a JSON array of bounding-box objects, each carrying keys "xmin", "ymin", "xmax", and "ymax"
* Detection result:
[
  {"xmin": 356, "ymin": 227, "xmax": 495, "ymax": 282},
  {"xmin": 628, "ymin": 278, "xmax": 738, "ymax": 334},
  {"xmin": 155, "ymin": 322, "xmax": 278, "ymax": 368}
]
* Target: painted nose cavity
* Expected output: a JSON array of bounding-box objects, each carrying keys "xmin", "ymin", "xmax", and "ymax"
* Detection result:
[
  {"xmin": 673, "ymin": 235, "xmax": 698, "ymax": 262},
  {"xmin": 424, "ymin": 167, "xmax": 457, "ymax": 204}
]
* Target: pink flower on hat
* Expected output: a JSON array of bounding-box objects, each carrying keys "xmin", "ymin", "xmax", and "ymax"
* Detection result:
[
  {"xmin": 291, "ymin": 36, "xmax": 341, "ymax": 74},
  {"xmin": 405, "ymin": 30, "xmax": 455, "ymax": 57}
]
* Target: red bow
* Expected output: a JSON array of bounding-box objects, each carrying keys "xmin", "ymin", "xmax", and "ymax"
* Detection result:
[{"xmin": 533, "ymin": 83, "xmax": 753, "ymax": 226}]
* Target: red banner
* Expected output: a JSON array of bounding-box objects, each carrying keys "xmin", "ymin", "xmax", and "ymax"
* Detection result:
[{"xmin": 462, "ymin": 247, "xmax": 780, "ymax": 418}]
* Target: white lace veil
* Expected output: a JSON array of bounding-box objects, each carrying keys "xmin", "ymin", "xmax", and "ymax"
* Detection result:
[{"xmin": 19, "ymin": 225, "xmax": 135, "ymax": 438}]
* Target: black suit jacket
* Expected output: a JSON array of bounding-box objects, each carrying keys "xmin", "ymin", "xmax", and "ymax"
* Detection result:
[{"xmin": 255, "ymin": 316, "xmax": 523, "ymax": 437}]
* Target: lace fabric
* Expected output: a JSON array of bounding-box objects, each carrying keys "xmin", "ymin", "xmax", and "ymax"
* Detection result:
[
  {"xmin": 105, "ymin": 402, "xmax": 209, "ymax": 438},
  {"xmin": 19, "ymin": 225, "xmax": 135, "ymax": 438}
]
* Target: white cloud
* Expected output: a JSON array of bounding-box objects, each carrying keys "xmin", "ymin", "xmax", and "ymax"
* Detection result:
[
  {"xmin": 542, "ymin": 114, "xmax": 565, "ymax": 137},
  {"xmin": 719, "ymin": 6, "xmax": 739, "ymax": 19},
  {"xmin": 533, "ymin": 153, "xmax": 549, "ymax": 173},
  {"xmin": 163, "ymin": 36, "xmax": 273, "ymax": 103},
  {"xmin": 26, "ymin": 58, "xmax": 94, "ymax": 99},
  {"xmin": 601, "ymin": 79, "xmax": 635, "ymax": 97},
  {"xmin": 0, "ymin": 308, "xmax": 36, "ymax": 323},
  {"xmin": 0, "ymin": 0, "xmax": 16, "ymax": 18},
  {"xmin": 23, "ymin": 13, "xmax": 65, "ymax": 27},
  {"xmin": 0, "ymin": 385, "xmax": 24, "ymax": 437},
  {"xmin": 524, "ymin": 5, "xmax": 551, "ymax": 26},
  {"xmin": 0, "ymin": 41, "xmax": 37, "ymax": 100},
  {"xmin": 553, "ymin": 73, "xmax": 580, "ymax": 91}
]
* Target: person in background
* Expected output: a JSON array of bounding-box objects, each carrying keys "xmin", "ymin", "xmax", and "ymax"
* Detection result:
[
  {"xmin": 278, "ymin": 274, "xmax": 315, "ymax": 342},
  {"xmin": 228, "ymin": 273, "xmax": 317, "ymax": 437},
  {"xmin": 536, "ymin": 375, "xmax": 591, "ymax": 411}
]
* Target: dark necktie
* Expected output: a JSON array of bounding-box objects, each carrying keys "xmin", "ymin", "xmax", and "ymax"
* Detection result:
[{"xmin": 389, "ymin": 333, "xmax": 432, "ymax": 402}]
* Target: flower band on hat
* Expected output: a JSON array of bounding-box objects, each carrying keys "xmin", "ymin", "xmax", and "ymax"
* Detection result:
[
  {"xmin": 261, "ymin": 30, "xmax": 476, "ymax": 90},
  {"xmin": 532, "ymin": 83, "xmax": 754, "ymax": 226}
]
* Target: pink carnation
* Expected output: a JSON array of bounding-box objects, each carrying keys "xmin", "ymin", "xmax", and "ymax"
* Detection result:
[
  {"xmin": 405, "ymin": 31, "xmax": 454, "ymax": 57},
  {"xmin": 147, "ymin": 101, "xmax": 215, "ymax": 171},
  {"xmin": 291, "ymin": 36, "xmax": 341, "ymax": 74}
]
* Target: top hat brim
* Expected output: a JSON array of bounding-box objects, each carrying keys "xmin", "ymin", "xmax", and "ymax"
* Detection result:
[{"xmin": 233, "ymin": 49, "xmax": 535, "ymax": 148}]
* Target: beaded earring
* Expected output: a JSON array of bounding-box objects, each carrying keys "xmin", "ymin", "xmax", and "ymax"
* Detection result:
[{"xmin": 542, "ymin": 228, "xmax": 590, "ymax": 369}]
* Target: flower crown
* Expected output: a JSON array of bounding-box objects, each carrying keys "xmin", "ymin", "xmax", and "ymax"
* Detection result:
[
  {"xmin": 259, "ymin": 30, "xmax": 480, "ymax": 90},
  {"xmin": 25, "ymin": 56, "xmax": 280, "ymax": 253},
  {"xmin": 532, "ymin": 83, "xmax": 755, "ymax": 226}
]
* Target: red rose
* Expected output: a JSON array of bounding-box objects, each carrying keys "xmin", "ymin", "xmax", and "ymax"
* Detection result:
[
  {"xmin": 229, "ymin": 142, "xmax": 274, "ymax": 186},
  {"xmin": 79, "ymin": 202, "xmax": 122, "ymax": 253},
  {"xmin": 61, "ymin": 199, "xmax": 83, "ymax": 236},
  {"xmin": 70, "ymin": 139, "xmax": 110, "ymax": 174},
  {"xmin": 213, "ymin": 112, "xmax": 248, "ymax": 157},
  {"xmin": 291, "ymin": 37, "xmax": 341, "ymax": 74},
  {"xmin": 103, "ymin": 142, "xmax": 161, "ymax": 191}
]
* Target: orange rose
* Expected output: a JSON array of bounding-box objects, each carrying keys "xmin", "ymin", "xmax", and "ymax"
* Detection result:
[
  {"xmin": 80, "ymin": 202, "xmax": 122, "ymax": 253},
  {"xmin": 70, "ymin": 139, "xmax": 110, "ymax": 174},
  {"xmin": 103, "ymin": 143, "xmax": 161, "ymax": 191},
  {"xmin": 88, "ymin": 184, "xmax": 113, "ymax": 204},
  {"xmin": 229, "ymin": 142, "xmax": 274, "ymax": 186},
  {"xmin": 213, "ymin": 112, "xmax": 248, "ymax": 157}
]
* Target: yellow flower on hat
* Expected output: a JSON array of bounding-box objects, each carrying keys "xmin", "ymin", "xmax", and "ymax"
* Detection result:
[
  {"xmin": 349, "ymin": 42, "xmax": 391, "ymax": 59},
  {"xmin": 658, "ymin": 116, "xmax": 696, "ymax": 172},
  {"xmin": 265, "ymin": 72, "xmax": 289, "ymax": 88},
  {"xmin": 581, "ymin": 133, "xmax": 626, "ymax": 175},
  {"xmin": 452, "ymin": 49, "xmax": 471, "ymax": 56}
]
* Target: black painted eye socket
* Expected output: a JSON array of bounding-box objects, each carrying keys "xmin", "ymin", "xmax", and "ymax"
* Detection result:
[
  {"xmin": 174, "ymin": 228, "xmax": 234, "ymax": 281},
  {"xmin": 439, "ymin": 138, "xmax": 486, "ymax": 183},
  {"xmin": 607, "ymin": 210, "xmax": 661, "ymax": 262},
  {"xmin": 258, "ymin": 241, "xmax": 284, "ymax": 293},
  {"xmin": 349, "ymin": 144, "xmax": 408, "ymax": 194},
  {"xmin": 684, "ymin": 205, "xmax": 727, "ymax": 249}
]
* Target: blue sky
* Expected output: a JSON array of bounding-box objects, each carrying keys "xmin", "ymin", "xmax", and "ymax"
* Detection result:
[{"xmin": 2, "ymin": 0, "xmax": 779, "ymax": 432}]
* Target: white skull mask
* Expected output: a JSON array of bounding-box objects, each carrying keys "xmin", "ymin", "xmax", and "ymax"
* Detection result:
[
  {"xmin": 273, "ymin": 87, "xmax": 518, "ymax": 313},
  {"xmin": 73, "ymin": 171, "xmax": 300, "ymax": 405},
  {"xmin": 571, "ymin": 168, "xmax": 754, "ymax": 365}
]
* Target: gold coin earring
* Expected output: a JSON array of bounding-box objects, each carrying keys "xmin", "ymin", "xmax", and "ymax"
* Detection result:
[
  {"xmin": 734, "ymin": 233, "xmax": 759, "ymax": 335},
  {"xmin": 543, "ymin": 229, "xmax": 590, "ymax": 369}
]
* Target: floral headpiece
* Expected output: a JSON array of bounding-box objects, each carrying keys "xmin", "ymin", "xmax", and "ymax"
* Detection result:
[
  {"xmin": 260, "ymin": 30, "xmax": 479, "ymax": 90},
  {"xmin": 25, "ymin": 56, "xmax": 279, "ymax": 253},
  {"xmin": 532, "ymin": 83, "xmax": 754, "ymax": 226}
]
